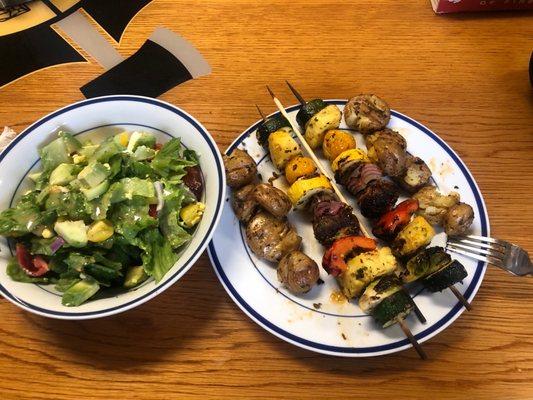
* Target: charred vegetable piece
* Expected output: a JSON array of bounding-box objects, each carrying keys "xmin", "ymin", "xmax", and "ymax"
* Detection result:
[
  {"xmin": 252, "ymin": 183, "xmax": 292, "ymax": 218},
  {"xmin": 277, "ymin": 251, "xmax": 320, "ymax": 294},
  {"xmin": 413, "ymin": 186, "xmax": 460, "ymax": 225},
  {"xmin": 367, "ymin": 137, "xmax": 407, "ymax": 178},
  {"xmin": 284, "ymin": 156, "xmax": 316, "ymax": 185},
  {"xmin": 312, "ymin": 201, "xmax": 361, "ymax": 245},
  {"xmin": 268, "ymin": 127, "xmax": 302, "ymax": 170},
  {"xmin": 336, "ymin": 247, "xmax": 398, "ymax": 299},
  {"xmin": 356, "ymin": 179, "xmax": 399, "ymax": 219},
  {"xmin": 322, "ymin": 236, "xmax": 376, "ymax": 276},
  {"xmin": 372, "ymin": 290, "xmax": 413, "ymax": 328},
  {"xmin": 423, "ymin": 260, "xmax": 468, "ymax": 292},
  {"xmin": 331, "ymin": 148, "xmax": 369, "ymax": 173},
  {"xmin": 365, "ymin": 128, "xmax": 407, "ymax": 151},
  {"xmin": 373, "ymin": 199, "xmax": 419, "ymax": 241},
  {"xmin": 343, "ymin": 94, "xmax": 391, "ymax": 134},
  {"xmin": 296, "ymin": 99, "xmax": 328, "ymax": 128},
  {"xmin": 322, "ymin": 130, "xmax": 356, "ymax": 161},
  {"xmin": 287, "ymin": 175, "xmax": 333, "ymax": 210},
  {"xmin": 223, "ymin": 149, "xmax": 257, "ymax": 189},
  {"xmin": 304, "ymin": 105, "xmax": 342, "ymax": 149},
  {"xmin": 443, "ymin": 202, "xmax": 474, "ymax": 237},
  {"xmin": 392, "ymin": 215, "xmax": 435, "ymax": 257},
  {"xmin": 256, "ymin": 115, "xmax": 290, "ymax": 147},
  {"xmin": 396, "ymin": 155, "xmax": 432, "ymax": 193},
  {"xmin": 359, "ymin": 274, "xmax": 402, "ymax": 314},
  {"xmin": 401, "ymin": 246, "xmax": 452, "ymax": 283}
]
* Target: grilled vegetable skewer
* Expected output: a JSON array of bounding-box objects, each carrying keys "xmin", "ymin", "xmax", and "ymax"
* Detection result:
[
  {"xmin": 257, "ymin": 104, "xmax": 423, "ymax": 325},
  {"xmin": 266, "ymin": 89, "xmax": 427, "ymax": 358}
]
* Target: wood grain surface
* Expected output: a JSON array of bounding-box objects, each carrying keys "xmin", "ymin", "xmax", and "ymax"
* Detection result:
[{"xmin": 0, "ymin": 1, "xmax": 532, "ymax": 399}]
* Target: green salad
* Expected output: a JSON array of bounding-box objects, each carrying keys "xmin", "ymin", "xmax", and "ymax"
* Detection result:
[{"xmin": 0, "ymin": 130, "xmax": 205, "ymax": 306}]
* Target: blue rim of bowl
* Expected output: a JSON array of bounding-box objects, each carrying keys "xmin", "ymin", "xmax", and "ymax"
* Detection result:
[
  {"xmin": 0, "ymin": 95, "xmax": 225, "ymax": 319},
  {"xmin": 208, "ymin": 100, "xmax": 489, "ymax": 356}
]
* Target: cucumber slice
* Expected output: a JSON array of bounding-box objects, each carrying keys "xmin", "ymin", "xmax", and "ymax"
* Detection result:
[
  {"xmin": 256, "ymin": 115, "xmax": 290, "ymax": 147},
  {"xmin": 423, "ymin": 260, "xmax": 468, "ymax": 292},
  {"xmin": 372, "ymin": 290, "xmax": 413, "ymax": 328},
  {"xmin": 296, "ymin": 99, "xmax": 328, "ymax": 128}
]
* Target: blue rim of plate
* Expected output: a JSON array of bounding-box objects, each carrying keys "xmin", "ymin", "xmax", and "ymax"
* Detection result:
[
  {"xmin": 0, "ymin": 95, "xmax": 225, "ymax": 319},
  {"xmin": 208, "ymin": 100, "xmax": 489, "ymax": 356}
]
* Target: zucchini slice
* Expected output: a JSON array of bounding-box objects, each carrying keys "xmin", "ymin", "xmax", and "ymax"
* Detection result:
[
  {"xmin": 401, "ymin": 246, "xmax": 452, "ymax": 283},
  {"xmin": 423, "ymin": 260, "xmax": 468, "ymax": 292},
  {"xmin": 372, "ymin": 290, "xmax": 413, "ymax": 328},
  {"xmin": 296, "ymin": 99, "xmax": 328, "ymax": 128},
  {"xmin": 359, "ymin": 275, "xmax": 402, "ymax": 314},
  {"xmin": 256, "ymin": 115, "xmax": 290, "ymax": 147}
]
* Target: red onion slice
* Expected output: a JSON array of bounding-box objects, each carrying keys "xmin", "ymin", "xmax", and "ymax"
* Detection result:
[{"xmin": 50, "ymin": 236, "xmax": 66, "ymax": 254}]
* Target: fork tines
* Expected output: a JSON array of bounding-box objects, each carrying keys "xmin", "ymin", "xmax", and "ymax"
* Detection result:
[{"xmin": 446, "ymin": 234, "xmax": 506, "ymax": 269}]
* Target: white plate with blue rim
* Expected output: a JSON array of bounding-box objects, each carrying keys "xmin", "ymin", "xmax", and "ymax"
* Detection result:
[
  {"xmin": 208, "ymin": 100, "xmax": 489, "ymax": 357},
  {"xmin": 0, "ymin": 95, "xmax": 225, "ymax": 319}
]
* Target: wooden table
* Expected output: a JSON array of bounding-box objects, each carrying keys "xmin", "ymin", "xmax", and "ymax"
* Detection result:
[{"xmin": 0, "ymin": 1, "xmax": 532, "ymax": 399}]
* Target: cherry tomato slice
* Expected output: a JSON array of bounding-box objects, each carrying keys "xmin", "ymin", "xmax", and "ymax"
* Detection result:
[
  {"xmin": 149, "ymin": 204, "xmax": 158, "ymax": 218},
  {"xmin": 16, "ymin": 244, "xmax": 49, "ymax": 277},
  {"xmin": 31, "ymin": 256, "xmax": 50, "ymax": 277}
]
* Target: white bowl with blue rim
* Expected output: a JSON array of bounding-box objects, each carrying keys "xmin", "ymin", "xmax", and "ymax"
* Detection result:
[
  {"xmin": 0, "ymin": 95, "xmax": 225, "ymax": 319},
  {"xmin": 208, "ymin": 100, "xmax": 490, "ymax": 357}
]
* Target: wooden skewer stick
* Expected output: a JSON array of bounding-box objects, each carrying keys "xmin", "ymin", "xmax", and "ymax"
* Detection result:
[
  {"xmin": 449, "ymin": 285, "xmax": 472, "ymax": 311},
  {"xmin": 398, "ymin": 319, "xmax": 428, "ymax": 360},
  {"xmin": 255, "ymin": 104, "xmax": 268, "ymax": 122},
  {"xmin": 403, "ymin": 288, "xmax": 427, "ymax": 324},
  {"xmin": 266, "ymin": 85, "xmax": 371, "ymax": 238},
  {"xmin": 286, "ymin": 80, "xmax": 306, "ymax": 105}
]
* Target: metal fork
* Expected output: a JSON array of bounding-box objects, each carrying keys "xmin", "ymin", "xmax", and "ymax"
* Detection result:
[{"xmin": 446, "ymin": 235, "xmax": 532, "ymax": 276}]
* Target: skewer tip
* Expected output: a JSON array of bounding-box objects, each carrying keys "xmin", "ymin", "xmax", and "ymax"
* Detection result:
[
  {"xmin": 255, "ymin": 104, "xmax": 267, "ymax": 122},
  {"xmin": 398, "ymin": 319, "xmax": 428, "ymax": 360},
  {"xmin": 449, "ymin": 285, "xmax": 472, "ymax": 311},
  {"xmin": 266, "ymin": 85, "xmax": 276, "ymax": 99},
  {"xmin": 285, "ymin": 80, "xmax": 306, "ymax": 105}
]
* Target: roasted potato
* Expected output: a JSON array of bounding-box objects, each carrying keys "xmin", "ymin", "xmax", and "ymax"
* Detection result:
[
  {"xmin": 396, "ymin": 155, "xmax": 432, "ymax": 193},
  {"xmin": 413, "ymin": 186, "xmax": 460, "ymax": 225},
  {"xmin": 304, "ymin": 105, "xmax": 342, "ymax": 149},
  {"xmin": 367, "ymin": 137, "xmax": 407, "ymax": 178},
  {"xmin": 365, "ymin": 128, "xmax": 406, "ymax": 151},
  {"xmin": 252, "ymin": 183, "xmax": 292, "ymax": 218},
  {"xmin": 444, "ymin": 202, "xmax": 474, "ymax": 236},
  {"xmin": 322, "ymin": 130, "xmax": 356, "ymax": 161},
  {"xmin": 343, "ymin": 94, "xmax": 391, "ymax": 134}
]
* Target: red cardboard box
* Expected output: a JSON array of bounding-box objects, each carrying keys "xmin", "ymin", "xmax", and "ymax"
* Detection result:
[{"xmin": 431, "ymin": 0, "xmax": 533, "ymax": 13}]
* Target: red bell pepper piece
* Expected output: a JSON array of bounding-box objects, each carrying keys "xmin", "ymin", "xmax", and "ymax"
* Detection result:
[
  {"xmin": 322, "ymin": 236, "xmax": 376, "ymax": 276},
  {"xmin": 372, "ymin": 199, "xmax": 419, "ymax": 241}
]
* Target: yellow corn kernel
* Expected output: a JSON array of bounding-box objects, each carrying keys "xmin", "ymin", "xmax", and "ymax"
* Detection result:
[
  {"xmin": 117, "ymin": 132, "xmax": 129, "ymax": 147},
  {"xmin": 42, "ymin": 228, "xmax": 54, "ymax": 239},
  {"xmin": 73, "ymin": 154, "xmax": 86, "ymax": 164},
  {"xmin": 180, "ymin": 202, "xmax": 206, "ymax": 228},
  {"xmin": 87, "ymin": 220, "xmax": 114, "ymax": 242}
]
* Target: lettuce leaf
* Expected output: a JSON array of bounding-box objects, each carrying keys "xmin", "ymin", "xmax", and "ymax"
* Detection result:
[
  {"xmin": 134, "ymin": 229, "xmax": 178, "ymax": 282},
  {"xmin": 151, "ymin": 138, "xmax": 196, "ymax": 178},
  {"xmin": 111, "ymin": 198, "xmax": 158, "ymax": 241},
  {"xmin": 6, "ymin": 258, "xmax": 51, "ymax": 283}
]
